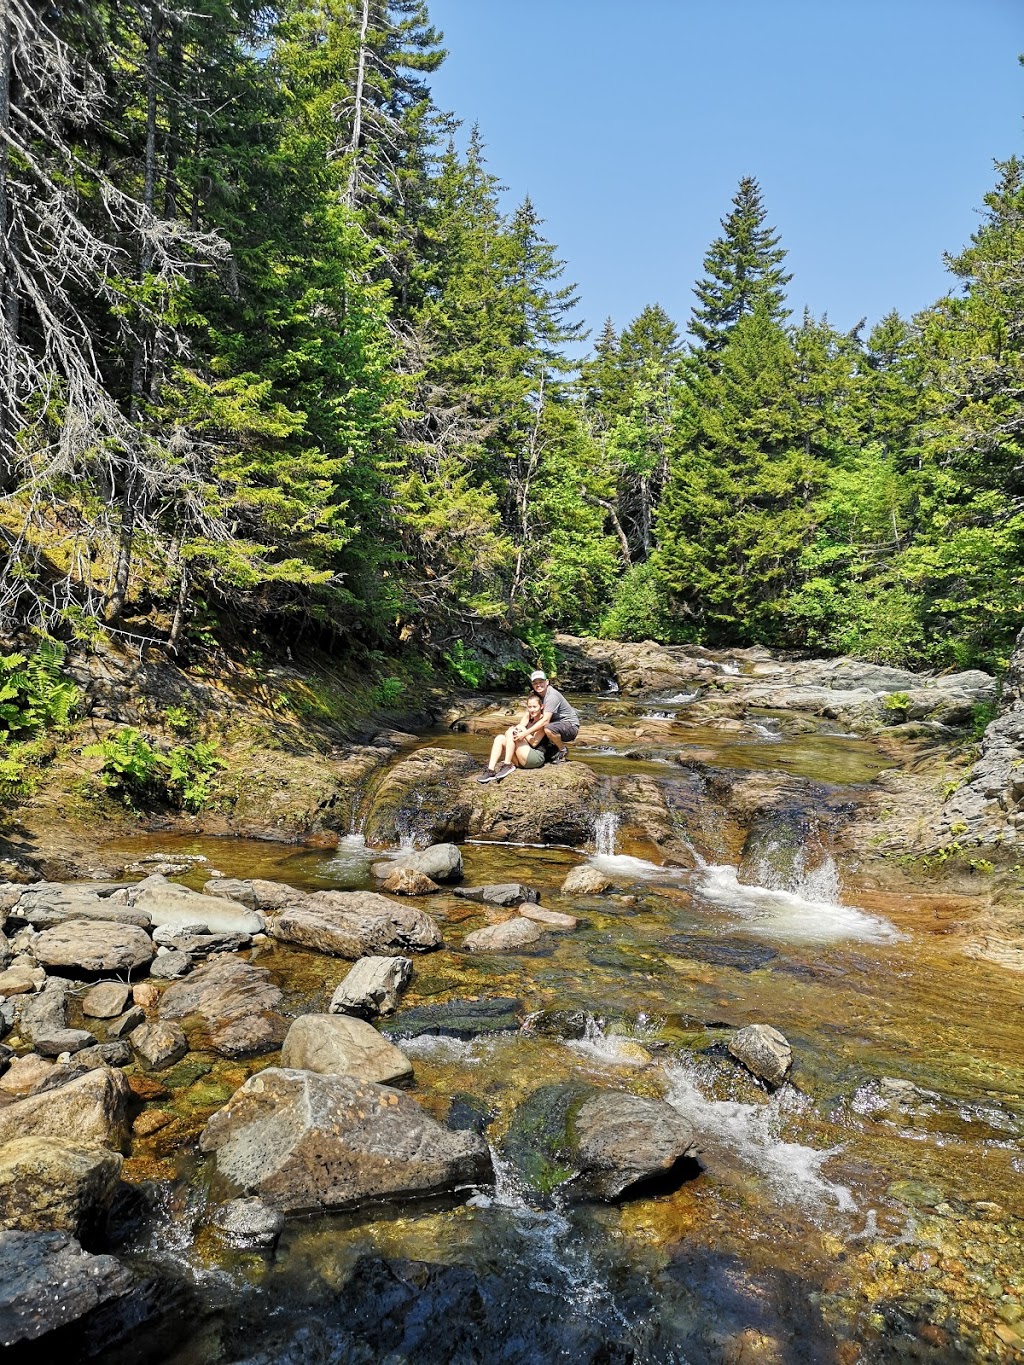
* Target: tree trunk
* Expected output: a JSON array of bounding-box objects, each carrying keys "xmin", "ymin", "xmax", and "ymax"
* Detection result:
[
  {"xmin": 0, "ymin": 14, "xmax": 16, "ymax": 486},
  {"xmin": 344, "ymin": 0, "xmax": 370, "ymax": 208}
]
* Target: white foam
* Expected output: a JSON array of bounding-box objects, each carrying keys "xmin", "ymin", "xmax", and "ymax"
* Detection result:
[
  {"xmin": 692, "ymin": 863, "xmax": 900, "ymax": 944},
  {"xmin": 566, "ymin": 1017, "xmax": 651, "ymax": 1068},
  {"xmin": 589, "ymin": 852, "xmax": 687, "ymax": 880},
  {"xmin": 662, "ymin": 691, "xmax": 698, "ymax": 704},
  {"xmin": 399, "ymin": 1034, "xmax": 490, "ymax": 1063},
  {"xmin": 665, "ymin": 1060, "xmax": 856, "ymax": 1211}
]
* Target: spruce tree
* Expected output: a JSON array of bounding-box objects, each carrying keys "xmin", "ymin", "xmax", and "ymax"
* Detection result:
[{"xmin": 689, "ymin": 176, "xmax": 792, "ymax": 353}]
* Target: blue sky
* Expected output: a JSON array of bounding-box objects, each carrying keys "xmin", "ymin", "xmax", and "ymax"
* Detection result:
[{"xmin": 426, "ymin": 0, "xmax": 1023, "ymax": 343}]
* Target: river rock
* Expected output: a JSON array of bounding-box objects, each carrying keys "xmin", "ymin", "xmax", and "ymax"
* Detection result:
[
  {"xmin": 209, "ymin": 1196, "xmax": 284, "ymax": 1250},
  {"xmin": 31, "ymin": 921, "xmax": 155, "ymax": 974},
  {"xmin": 132, "ymin": 1020, "xmax": 189, "ymax": 1070},
  {"xmin": 362, "ymin": 750, "xmax": 479, "ymax": 847},
  {"xmin": 246, "ymin": 879, "xmax": 304, "ymax": 913},
  {"xmin": 378, "ymin": 867, "xmax": 440, "ymax": 896},
  {"xmin": 280, "ymin": 1014, "xmax": 413, "ymax": 1086},
  {"xmin": 0, "ymin": 1066, "xmax": 130, "ymax": 1150},
  {"xmin": 0, "ymin": 1230, "xmax": 133, "ymax": 1346},
  {"xmin": 0, "ymin": 1139, "xmax": 123, "ymax": 1237},
  {"xmin": 107, "ymin": 1005, "xmax": 146, "ymax": 1039},
  {"xmin": 130, "ymin": 878, "xmax": 263, "ymax": 935},
  {"xmin": 17, "ymin": 978, "xmax": 70, "ymax": 1041},
  {"xmin": 503, "ymin": 1083, "xmax": 697, "ymax": 1200},
  {"xmin": 199, "ymin": 1068, "xmax": 491, "ymax": 1213},
  {"xmin": 727, "ymin": 1023, "xmax": 793, "ymax": 1087},
  {"xmin": 561, "ymin": 865, "xmax": 614, "ymax": 896},
  {"xmin": 270, "ymin": 891, "xmax": 442, "ymax": 959},
  {"xmin": 201, "ymin": 878, "xmax": 258, "ymax": 911},
  {"xmin": 380, "ymin": 997, "xmax": 523, "ymax": 1040},
  {"xmin": 330, "ymin": 956, "xmax": 412, "ymax": 1019},
  {"xmin": 0, "ymin": 1054, "xmax": 54, "ymax": 1096},
  {"xmin": 73, "ymin": 1040, "xmax": 132, "ymax": 1070},
  {"xmin": 0, "ymin": 963, "xmax": 45, "ymax": 995},
  {"xmin": 34, "ymin": 1028, "xmax": 97, "ymax": 1057},
  {"xmin": 372, "ymin": 843, "xmax": 464, "ymax": 884},
  {"xmin": 453, "ymin": 883, "xmax": 540, "ymax": 907},
  {"xmin": 522, "ymin": 1008, "xmax": 589, "ymax": 1040},
  {"xmin": 81, "ymin": 982, "xmax": 132, "ymax": 1019},
  {"xmin": 519, "ymin": 904, "xmax": 577, "ymax": 931},
  {"xmin": 462, "ymin": 918, "xmax": 545, "ymax": 952},
  {"xmin": 158, "ymin": 956, "xmax": 287, "ymax": 1057},
  {"xmin": 150, "ymin": 948, "xmax": 192, "ymax": 979}
]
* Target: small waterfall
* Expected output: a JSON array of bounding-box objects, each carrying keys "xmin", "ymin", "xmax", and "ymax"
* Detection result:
[{"xmin": 592, "ymin": 809, "xmax": 618, "ymax": 857}]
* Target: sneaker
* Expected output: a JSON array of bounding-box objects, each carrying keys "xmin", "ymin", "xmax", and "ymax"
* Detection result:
[
  {"xmin": 477, "ymin": 768, "xmax": 497, "ymax": 784},
  {"xmin": 493, "ymin": 762, "xmax": 515, "ymax": 781},
  {"xmin": 551, "ymin": 748, "xmax": 570, "ymax": 764}
]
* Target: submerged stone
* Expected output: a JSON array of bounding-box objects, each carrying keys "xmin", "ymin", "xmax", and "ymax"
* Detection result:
[
  {"xmin": 727, "ymin": 1023, "xmax": 792, "ymax": 1087},
  {"xmin": 462, "ymin": 918, "xmax": 545, "ymax": 952},
  {"xmin": 664, "ymin": 935, "xmax": 779, "ymax": 973},
  {"xmin": 381, "ymin": 997, "xmax": 523, "ymax": 1040},
  {"xmin": 0, "ymin": 1230, "xmax": 133, "ymax": 1346}
]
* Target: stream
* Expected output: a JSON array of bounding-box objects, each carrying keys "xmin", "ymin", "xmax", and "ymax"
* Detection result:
[{"xmin": 84, "ymin": 687, "xmax": 1024, "ymax": 1364}]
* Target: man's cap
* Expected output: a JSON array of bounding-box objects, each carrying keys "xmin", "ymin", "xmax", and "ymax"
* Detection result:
[{"xmin": 529, "ymin": 669, "xmax": 547, "ymax": 681}]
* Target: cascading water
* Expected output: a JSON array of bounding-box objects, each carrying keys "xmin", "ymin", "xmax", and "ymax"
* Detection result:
[{"xmin": 592, "ymin": 809, "xmax": 618, "ymax": 858}]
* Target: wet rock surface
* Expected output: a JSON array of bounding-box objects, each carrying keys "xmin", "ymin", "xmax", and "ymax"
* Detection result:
[
  {"xmin": 727, "ymin": 1023, "xmax": 793, "ymax": 1087},
  {"xmin": 0, "ymin": 1138, "xmax": 123, "ymax": 1236},
  {"xmin": 0, "ymin": 1229, "xmax": 133, "ymax": 1345},
  {"xmin": 158, "ymin": 956, "xmax": 287, "ymax": 1056},
  {"xmin": 270, "ymin": 891, "xmax": 442, "ymax": 958},
  {"xmin": 381, "ymin": 997, "xmax": 524, "ymax": 1040},
  {"xmin": 199, "ymin": 1068, "xmax": 492, "ymax": 1212},
  {"xmin": 462, "ymin": 917, "xmax": 545, "ymax": 952},
  {"xmin": 329, "ymin": 955, "xmax": 412, "ymax": 1018},
  {"xmin": 280, "ymin": 1013, "xmax": 414, "ymax": 1086},
  {"xmin": 373, "ymin": 842, "xmax": 464, "ymax": 884},
  {"xmin": 209, "ymin": 1196, "xmax": 284, "ymax": 1250}
]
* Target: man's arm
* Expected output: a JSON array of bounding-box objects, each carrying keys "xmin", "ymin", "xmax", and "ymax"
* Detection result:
[{"xmin": 524, "ymin": 708, "xmax": 552, "ymax": 738}]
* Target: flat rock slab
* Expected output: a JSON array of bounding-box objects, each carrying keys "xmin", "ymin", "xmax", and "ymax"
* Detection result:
[
  {"xmin": 82, "ymin": 982, "xmax": 132, "ymax": 1018},
  {"xmin": 0, "ymin": 1066, "xmax": 130, "ymax": 1151},
  {"xmin": 280, "ymin": 1014, "xmax": 413, "ymax": 1086},
  {"xmin": 330, "ymin": 956, "xmax": 412, "ymax": 1019},
  {"xmin": 202, "ymin": 878, "xmax": 258, "ymax": 910},
  {"xmin": 0, "ymin": 1229, "xmax": 133, "ymax": 1345},
  {"xmin": 561, "ymin": 865, "xmax": 614, "ymax": 896},
  {"xmin": 200, "ymin": 1067, "xmax": 491, "ymax": 1213},
  {"xmin": 727, "ymin": 1023, "xmax": 793, "ymax": 1087},
  {"xmin": 34, "ymin": 1028, "xmax": 97, "ymax": 1057},
  {"xmin": 503, "ymin": 1083, "xmax": 697, "ymax": 1201},
  {"xmin": 463, "ymin": 918, "xmax": 545, "ymax": 952},
  {"xmin": 150, "ymin": 949, "xmax": 192, "ymax": 979},
  {"xmin": 130, "ymin": 880, "xmax": 263, "ymax": 936},
  {"xmin": 664, "ymin": 936, "xmax": 779, "ymax": 973},
  {"xmin": 453, "ymin": 883, "xmax": 540, "ymax": 907},
  {"xmin": 32, "ymin": 921, "xmax": 155, "ymax": 974},
  {"xmin": 372, "ymin": 843, "xmax": 463, "ymax": 884},
  {"xmin": 0, "ymin": 1139, "xmax": 123, "ymax": 1237},
  {"xmin": 159, "ymin": 956, "xmax": 287, "ymax": 1057},
  {"xmin": 519, "ymin": 905, "xmax": 577, "ymax": 931},
  {"xmin": 270, "ymin": 891, "xmax": 442, "ymax": 959},
  {"xmin": 380, "ymin": 997, "xmax": 523, "ymax": 1040}
]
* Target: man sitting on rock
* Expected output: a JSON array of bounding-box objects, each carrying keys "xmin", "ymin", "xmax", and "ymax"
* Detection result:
[
  {"xmin": 528, "ymin": 668, "xmax": 579, "ymax": 764},
  {"xmin": 478, "ymin": 693, "xmax": 554, "ymax": 783}
]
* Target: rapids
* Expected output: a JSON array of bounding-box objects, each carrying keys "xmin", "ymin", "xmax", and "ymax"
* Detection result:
[{"xmin": 86, "ymin": 687, "xmax": 1024, "ymax": 1364}]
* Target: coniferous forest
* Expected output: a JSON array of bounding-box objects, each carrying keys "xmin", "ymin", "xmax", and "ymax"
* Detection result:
[{"xmin": 2, "ymin": 0, "xmax": 1022, "ymax": 672}]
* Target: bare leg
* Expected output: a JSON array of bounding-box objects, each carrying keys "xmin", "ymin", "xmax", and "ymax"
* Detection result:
[
  {"xmin": 543, "ymin": 725, "xmax": 566, "ymax": 753},
  {"xmin": 487, "ymin": 731, "xmax": 511, "ymax": 770}
]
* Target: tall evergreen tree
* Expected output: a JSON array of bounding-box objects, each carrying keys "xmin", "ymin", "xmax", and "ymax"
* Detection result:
[{"xmin": 689, "ymin": 176, "xmax": 791, "ymax": 354}]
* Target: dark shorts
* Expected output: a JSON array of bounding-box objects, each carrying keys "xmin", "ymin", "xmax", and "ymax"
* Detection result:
[{"xmin": 547, "ymin": 718, "xmax": 579, "ymax": 742}]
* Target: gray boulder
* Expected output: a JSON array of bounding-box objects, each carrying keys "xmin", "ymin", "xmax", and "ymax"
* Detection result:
[
  {"xmin": 560, "ymin": 865, "xmax": 614, "ymax": 896},
  {"xmin": 0, "ymin": 1230, "xmax": 133, "ymax": 1346},
  {"xmin": 372, "ymin": 843, "xmax": 464, "ymax": 884},
  {"xmin": 0, "ymin": 1139, "xmax": 123, "ymax": 1236},
  {"xmin": 150, "ymin": 949, "xmax": 192, "ymax": 979},
  {"xmin": 34, "ymin": 1028, "xmax": 97, "ymax": 1058},
  {"xmin": 270, "ymin": 891, "xmax": 442, "ymax": 959},
  {"xmin": 329, "ymin": 956, "xmax": 412, "ymax": 1019},
  {"xmin": 199, "ymin": 1067, "xmax": 491, "ymax": 1213},
  {"xmin": 73, "ymin": 1040, "xmax": 132, "ymax": 1070},
  {"xmin": 132, "ymin": 1020, "xmax": 189, "ymax": 1070},
  {"xmin": 158, "ymin": 955, "xmax": 287, "ymax": 1057},
  {"xmin": 519, "ymin": 905, "xmax": 577, "ymax": 931},
  {"xmin": 453, "ymin": 883, "xmax": 540, "ymax": 907},
  {"xmin": 209, "ymin": 1196, "xmax": 284, "ymax": 1250},
  {"xmin": 81, "ymin": 982, "xmax": 132, "ymax": 1019},
  {"xmin": 201, "ymin": 878, "xmax": 258, "ymax": 910},
  {"xmin": 463, "ymin": 918, "xmax": 544, "ymax": 952},
  {"xmin": 0, "ymin": 1066, "xmax": 131, "ymax": 1150},
  {"xmin": 727, "ymin": 1023, "xmax": 793, "ymax": 1087},
  {"xmin": 280, "ymin": 1014, "xmax": 413, "ymax": 1086},
  {"xmin": 31, "ymin": 921, "xmax": 155, "ymax": 974},
  {"xmin": 107, "ymin": 1005, "xmax": 146, "ymax": 1039},
  {"xmin": 17, "ymin": 979, "xmax": 70, "ymax": 1042},
  {"xmin": 129, "ymin": 878, "xmax": 263, "ymax": 935}
]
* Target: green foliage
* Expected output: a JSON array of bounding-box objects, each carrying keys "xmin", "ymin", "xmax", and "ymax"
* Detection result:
[
  {"xmin": 0, "ymin": 641, "xmax": 80, "ymax": 738},
  {"xmin": 443, "ymin": 640, "xmax": 487, "ymax": 688},
  {"xmin": 164, "ymin": 706, "xmax": 194, "ymax": 735},
  {"xmin": 371, "ymin": 677, "xmax": 406, "ymax": 707},
  {"xmin": 599, "ymin": 561, "xmax": 681, "ymax": 644},
  {"xmin": 84, "ymin": 728, "xmax": 222, "ymax": 811},
  {"xmin": 519, "ymin": 624, "xmax": 558, "ymax": 679},
  {"xmin": 882, "ymin": 692, "xmax": 911, "ymax": 718},
  {"xmin": 969, "ymin": 701, "xmax": 998, "ymax": 741}
]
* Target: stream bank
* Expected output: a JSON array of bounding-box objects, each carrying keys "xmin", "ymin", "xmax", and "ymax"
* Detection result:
[{"xmin": 1, "ymin": 636, "xmax": 1023, "ymax": 1362}]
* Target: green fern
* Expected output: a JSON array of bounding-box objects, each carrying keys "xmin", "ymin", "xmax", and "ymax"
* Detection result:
[{"xmin": 0, "ymin": 640, "xmax": 80, "ymax": 737}]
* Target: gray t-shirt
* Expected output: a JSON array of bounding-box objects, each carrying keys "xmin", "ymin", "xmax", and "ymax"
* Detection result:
[{"xmin": 536, "ymin": 685, "xmax": 578, "ymax": 728}]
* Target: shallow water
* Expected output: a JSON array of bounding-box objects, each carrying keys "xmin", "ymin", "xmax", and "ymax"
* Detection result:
[{"xmin": 89, "ymin": 691, "xmax": 1024, "ymax": 1364}]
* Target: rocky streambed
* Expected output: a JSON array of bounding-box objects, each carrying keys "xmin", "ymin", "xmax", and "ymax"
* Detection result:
[{"xmin": 1, "ymin": 639, "xmax": 1024, "ymax": 1363}]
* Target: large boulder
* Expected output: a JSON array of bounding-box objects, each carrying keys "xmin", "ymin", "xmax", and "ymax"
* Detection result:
[
  {"xmin": 280, "ymin": 1014, "xmax": 413, "ymax": 1086},
  {"xmin": 31, "ymin": 921, "xmax": 155, "ymax": 974},
  {"xmin": 377, "ymin": 867, "xmax": 440, "ymax": 896},
  {"xmin": 132, "ymin": 1020, "xmax": 189, "ymax": 1070},
  {"xmin": 129, "ymin": 877, "xmax": 263, "ymax": 935},
  {"xmin": 0, "ymin": 1139, "xmax": 123, "ymax": 1237},
  {"xmin": 81, "ymin": 982, "xmax": 132, "ymax": 1019},
  {"xmin": 0, "ymin": 1230, "xmax": 133, "ymax": 1346},
  {"xmin": 561, "ymin": 865, "xmax": 614, "ymax": 896},
  {"xmin": 16, "ymin": 979, "xmax": 70, "ymax": 1042},
  {"xmin": 502, "ymin": 1083, "xmax": 697, "ymax": 1200},
  {"xmin": 372, "ymin": 843, "xmax": 464, "ymax": 884},
  {"xmin": 270, "ymin": 891, "xmax": 442, "ymax": 959},
  {"xmin": 9, "ymin": 884, "xmax": 149, "ymax": 930},
  {"xmin": 362, "ymin": 750, "xmax": 479, "ymax": 847},
  {"xmin": 0, "ymin": 1066, "xmax": 131, "ymax": 1151},
  {"xmin": 158, "ymin": 956, "xmax": 287, "ymax": 1057},
  {"xmin": 727, "ymin": 1024, "xmax": 793, "ymax": 1087},
  {"xmin": 330, "ymin": 956, "xmax": 412, "ymax": 1019},
  {"xmin": 199, "ymin": 1068, "xmax": 491, "ymax": 1213}
]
